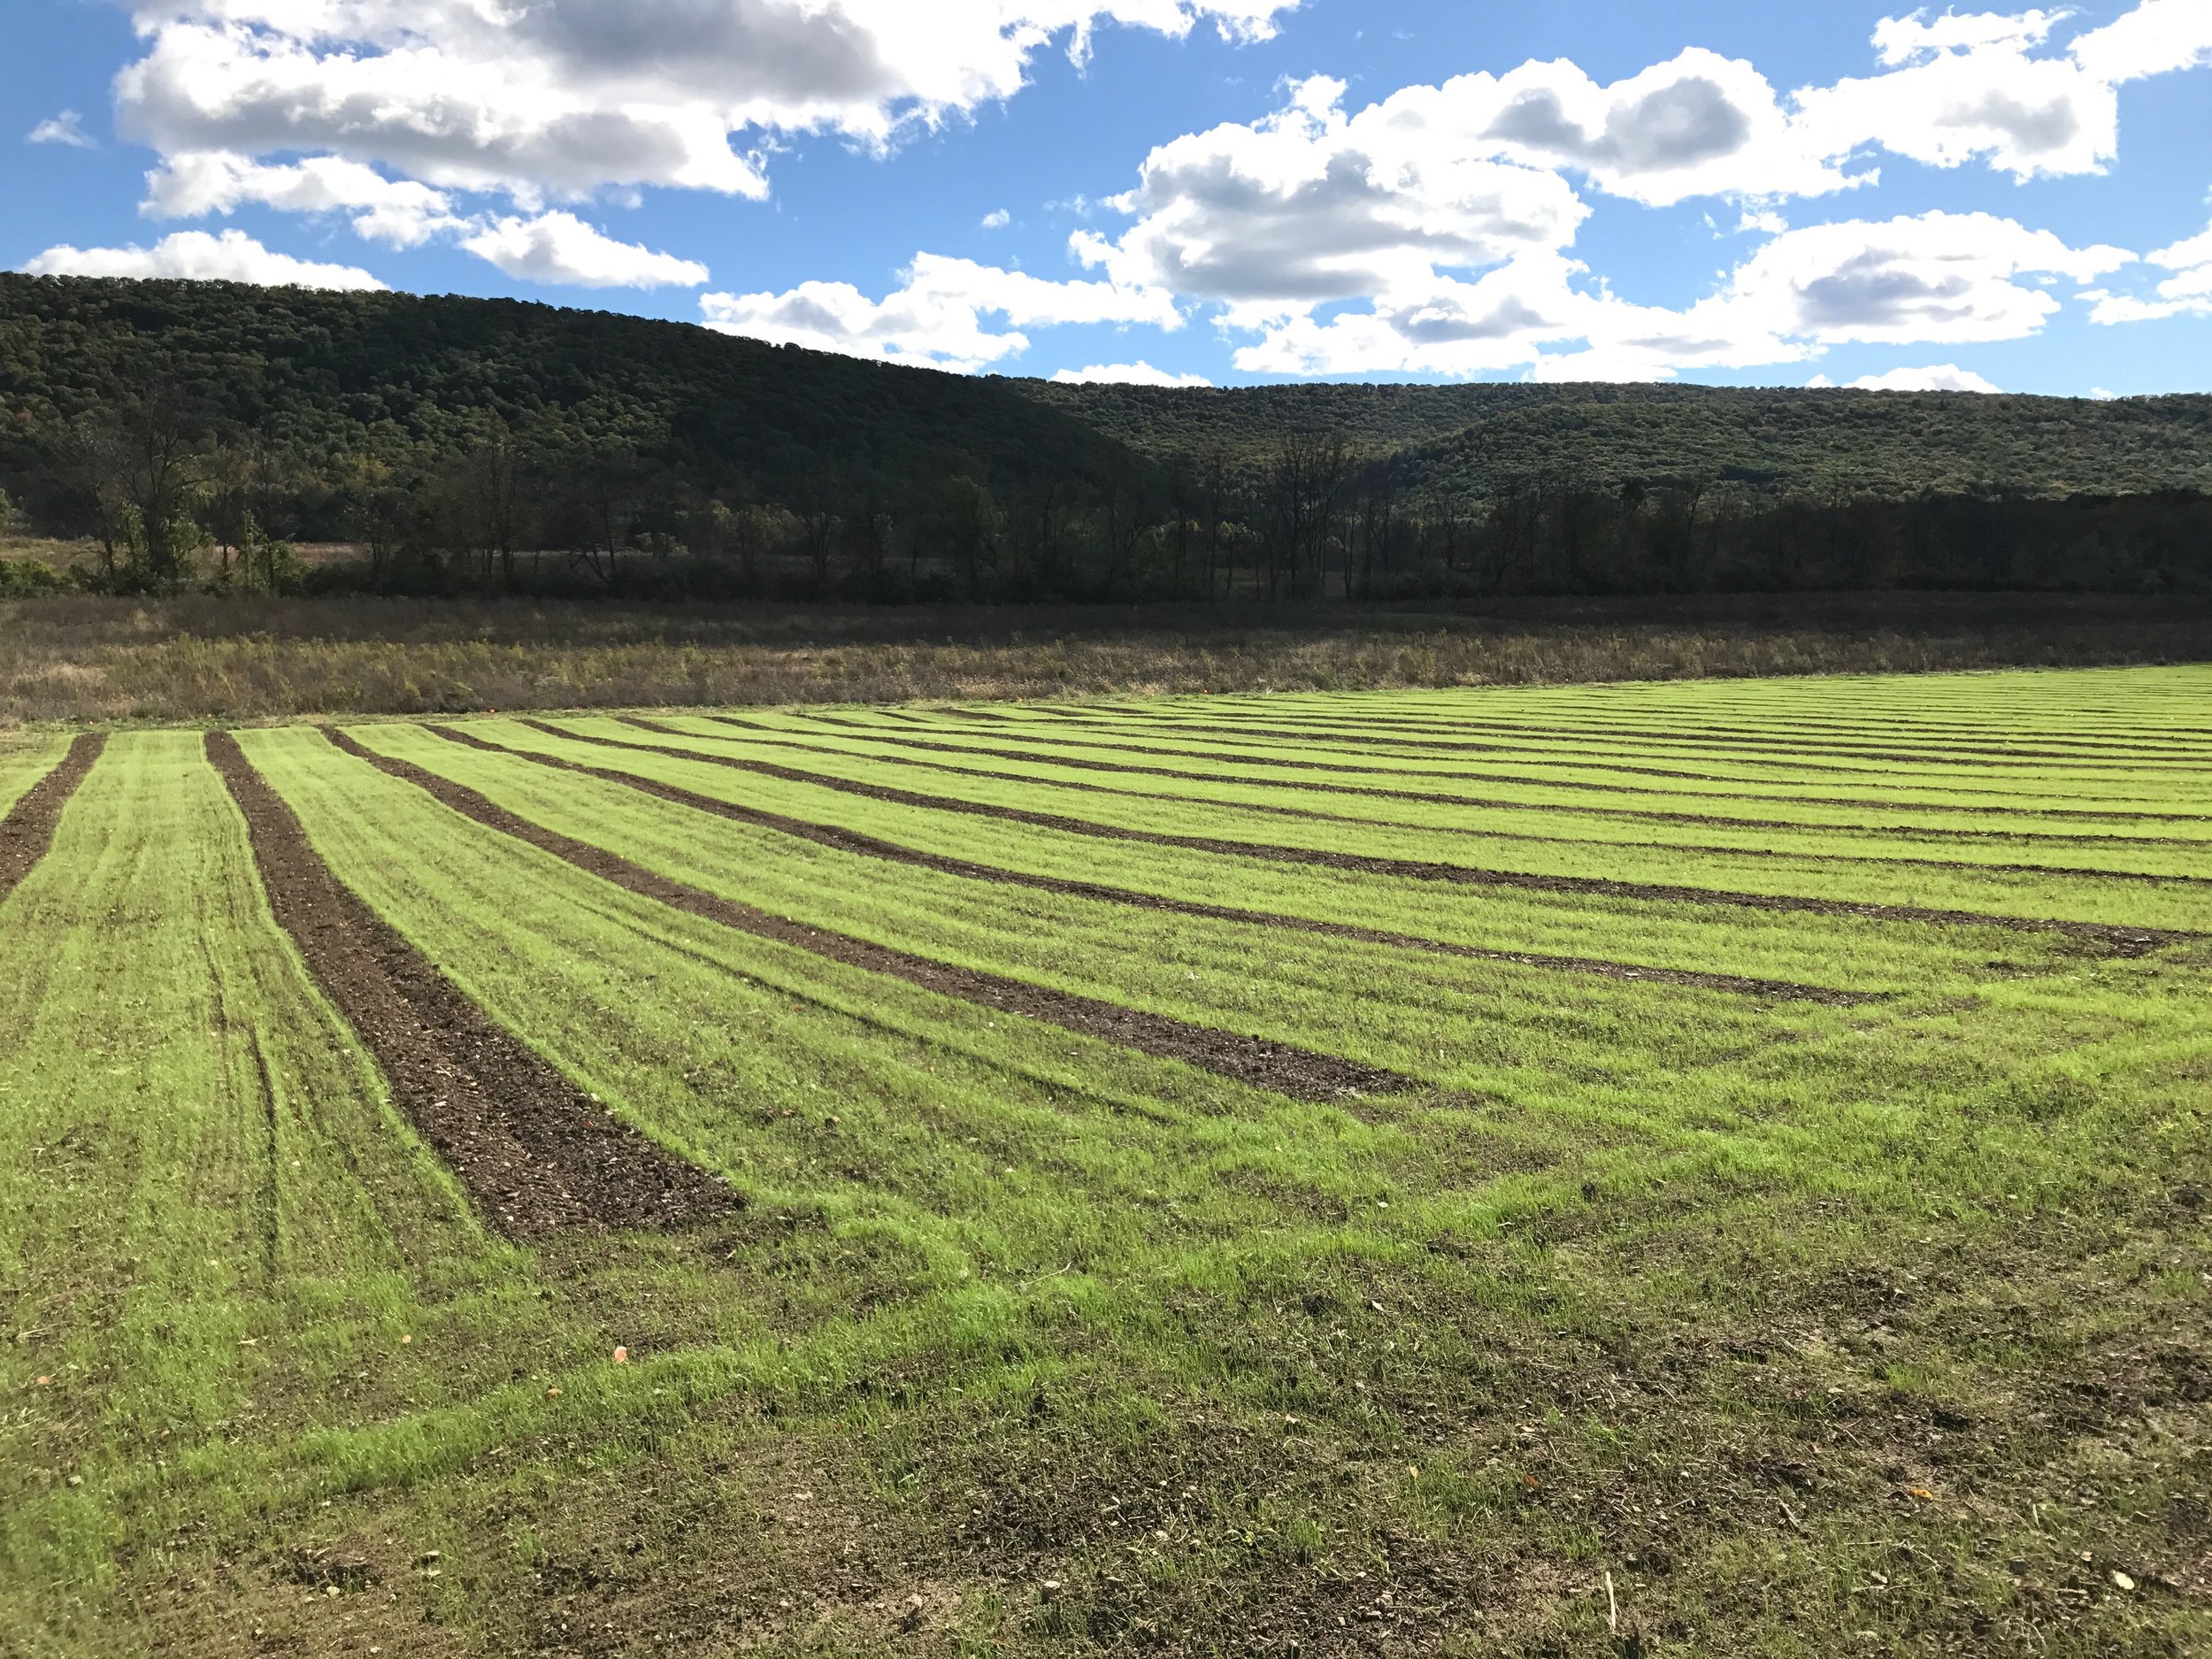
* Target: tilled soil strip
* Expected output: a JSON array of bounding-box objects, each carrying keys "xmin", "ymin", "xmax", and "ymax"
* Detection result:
[
  {"xmin": 425, "ymin": 725, "xmax": 1863, "ymax": 1005},
  {"xmin": 0, "ymin": 733, "xmax": 107, "ymax": 902},
  {"xmin": 327, "ymin": 728, "xmax": 1409, "ymax": 1105},
  {"xmin": 205, "ymin": 732, "xmax": 741, "ymax": 1238},
  {"xmin": 535, "ymin": 723, "xmax": 2191, "ymax": 956},
  {"xmin": 734, "ymin": 725, "xmax": 2202, "ymax": 856}
]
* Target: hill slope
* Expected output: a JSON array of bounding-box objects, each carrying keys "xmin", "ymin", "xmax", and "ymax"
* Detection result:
[
  {"xmin": 5, "ymin": 275, "xmax": 2211, "ymax": 509},
  {"xmin": 0, "ymin": 275, "xmax": 1124, "ymax": 498},
  {"xmin": 1024, "ymin": 377, "xmax": 2212, "ymax": 495}
]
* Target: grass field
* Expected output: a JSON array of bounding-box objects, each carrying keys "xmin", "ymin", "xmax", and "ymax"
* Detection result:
[{"xmin": 4, "ymin": 665, "xmax": 2209, "ymax": 1657}]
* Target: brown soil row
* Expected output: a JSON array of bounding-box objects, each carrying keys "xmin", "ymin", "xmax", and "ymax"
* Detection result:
[
  {"xmin": 426, "ymin": 726, "xmax": 1865, "ymax": 1004},
  {"xmin": 0, "ymin": 733, "xmax": 106, "ymax": 903},
  {"xmin": 757, "ymin": 723, "xmax": 2204, "ymax": 854},
  {"xmin": 535, "ymin": 723, "xmax": 2191, "ymax": 954},
  {"xmin": 931, "ymin": 708, "xmax": 2206, "ymax": 822},
  {"xmin": 205, "ymin": 732, "xmax": 741, "ymax": 1238},
  {"xmin": 330, "ymin": 730, "xmax": 1409, "ymax": 1104}
]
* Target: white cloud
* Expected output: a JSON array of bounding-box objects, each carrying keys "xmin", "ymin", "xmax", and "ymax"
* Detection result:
[
  {"xmin": 141, "ymin": 152, "xmax": 702, "ymax": 285},
  {"xmin": 701, "ymin": 252, "xmax": 1179, "ymax": 373},
  {"xmin": 2086, "ymin": 218, "xmax": 2212, "ymax": 322},
  {"xmin": 1708, "ymin": 211, "xmax": 2129, "ymax": 345},
  {"xmin": 114, "ymin": 2, "xmax": 1299, "ymax": 210},
  {"xmin": 460, "ymin": 211, "xmax": 709, "ymax": 288},
  {"xmin": 143, "ymin": 151, "xmax": 465, "ymax": 246},
  {"xmin": 1429, "ymin": 50, "xmax": 1855, "ymax": 206},
  {"xmin": 19, "ymin": 229, "xmax": 386, "ymax": 290},
  {"xmin": 1071, "ymin": 74, "xmax": 1590, "ymax": 312},
  {"xmin": 1794, "ymin": 31, "xmax": 2119, "ymax": 182},
  {"xmin": 2070, "ymin": 0, "xmax": 2212, "ymax": 81},
  {"xmin": 1225, "ymin": 211, "xmax": 2128, "ymax": 380},
  {"xmin": 28, "ymin": 111, "xmax": 94, "ymax": 149},
  {"xmin": 1809, "ymin": 364, "xmax": 2005, "ymax": 392},
  {"xmin": 1871, "ymin": 10, "xmax": 2064, "ymax": 66},
  {"xmin": 1050, "ymin": 361, "xmax": 1213, "ymax": 386},
  {"xmin": 980, "ymin": 208, "xmax": 1012, "ymax": 229}
]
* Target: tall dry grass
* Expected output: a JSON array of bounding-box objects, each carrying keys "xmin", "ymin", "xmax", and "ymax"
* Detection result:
[{"xmin": 2, "ymin": 591, "xmax": 2205, "ymax": 724}]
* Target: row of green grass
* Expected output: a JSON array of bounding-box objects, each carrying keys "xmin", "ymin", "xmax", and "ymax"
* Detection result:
[{"xmin": 507, "ymin": 716, "xmax": 2212, "ymax": 933}]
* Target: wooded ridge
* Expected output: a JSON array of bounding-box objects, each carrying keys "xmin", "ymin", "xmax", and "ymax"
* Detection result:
[{"xmin": 4, "ymin": 274, "xmax": 2208, "ymax": 601}]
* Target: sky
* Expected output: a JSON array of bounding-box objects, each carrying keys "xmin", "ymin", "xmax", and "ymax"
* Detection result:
[{"xmin": 5, "ymin": 1, "xmax": 2211, "ymax": 395}]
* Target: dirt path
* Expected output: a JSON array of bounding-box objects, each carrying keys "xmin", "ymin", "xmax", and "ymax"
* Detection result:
[
  {"xmin": 326, "ymin": 730, "xmax": 1410, "ymax": 1104},
  {"xmin": 206, "ymin": 732, "xmax": 742, "ymax": 1238},
  {"xmin": 522, "ymin": 725, "xmax": 2193, "ymax": 955},
  {"xmin": 0, "ymin": 733, "xmax": 105, "ymax": 903},
  {"xmin": 430, "ymin": 726, "xmax": 1869, "ymax": 1005}
]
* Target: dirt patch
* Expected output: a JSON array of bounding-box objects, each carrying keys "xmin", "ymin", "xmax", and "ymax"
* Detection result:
[
  {"xmin": 205, "ymin": 731, "xmax": 741, "ymax": 1238},
  {"xmin": 327, "ymin": 728, "xmax": 1409, "ymax": 1105},
  {"xmin": 434, "ymin": 726, "xmax": 1869, "ymax": 1006},
  {"xmin": 529, "ymin": 723, "xmax": 2192, "ymax": 956},
  {"xmin": 0, "ymin": 732, "xmax": 105, "ymax": 902}
]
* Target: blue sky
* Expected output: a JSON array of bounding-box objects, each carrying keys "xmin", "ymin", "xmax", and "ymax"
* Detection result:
[{"xmin": 7, "ymin": 0, "xmax": 2210, "ymax": 394}]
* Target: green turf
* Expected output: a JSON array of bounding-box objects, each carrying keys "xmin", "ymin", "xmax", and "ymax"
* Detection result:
[{"xmin": 4, "ymin": 667, "xmax": 2210, "ymax": 1657}]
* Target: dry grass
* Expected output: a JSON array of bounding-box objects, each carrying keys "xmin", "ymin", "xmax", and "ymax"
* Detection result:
[{"xmin": 1, "ymin": 590, "xmax": 2205, "ymax": 724}]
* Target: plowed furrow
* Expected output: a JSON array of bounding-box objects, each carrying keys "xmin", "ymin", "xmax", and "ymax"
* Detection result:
[
  {"xmin": 207, "ymin": 732, "xmax": 742, "ymax": 1238},
  {"xmin": 0, "ymin": 733, "xmax": 107, "ymax": 903},
  {"xmin": 523, "ymin": 724, "xmax": 2190, "ymax": 955},
  {"xmin": 328, "ymin": 730, "xmax": 1410, "ymax": 1104},
  {"xmin": 426, "ymin": 724, "xmax": 1868, "ymax": 1004}
]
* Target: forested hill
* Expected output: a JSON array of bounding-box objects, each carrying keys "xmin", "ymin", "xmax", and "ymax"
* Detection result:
[
  {"xmin": 6, "ymin": 274, "xmax": 2211, "ymax": 507},
  {"xmin": 1026, "ymin": 379, "xmax": 2212, "ymax": 496},
  {"xmin": 0, "ymin": 274, "xmax": 1122, "ymax": 500},
  {"xmin": 4, "ymin": 274, "xmax": 2209, "ymax": 601}
]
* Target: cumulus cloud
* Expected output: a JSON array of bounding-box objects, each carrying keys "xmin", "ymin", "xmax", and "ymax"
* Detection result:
[
  {"xmin": 20, "ymin": 228, "xmax": 386, "ymax": 289},
  {"xmin": 1038, "ymin": 4, "xmax": 2195, "ymax": 383},
  {"xmin": 140, "ymin": 152, "xmax": 702, "ymax": 283},
  {"xmin": 2086, "ymin": 219, "xmax": 2212, "ymax": 322},
  {"xmin": 1795, "ymin": 27, "xmax": 2118, "ymax": 181},
  {"xmin": 1072, "ymin": 75, "xmax": 1589, "ymax": 311},
  {"xmin": 461, "ymin": 212, "xmax": 710, "ymax": 288},
  {"xmin": 1870, "ymin": 10, "xmax": 2063, "ymax": 65},
  {"xmin": 28, "ymin": 111, "xmax": 94, "ymax": 148},
  {"xmin": 1225, "ymin": 212, "xmax": 2127, "ymax": 380},
  {"xmin": 1708, "ymin": 211, "xmax": 2129, "ymax": 345},
  {"xmin": 701, "ymin": 252, "xmax": 1180, "ymax": 373},
  {"xmin": 2070, "ymin": 0, "xmax": 2212, "ymax": 81},
  {"xmin": 980, "ymin": 208, "xmax": 1012, "ymax": 229},
  {"xmin": 144, "ymin": 151, "xmax": 465, "ymax": 246},
  {"xmin": 1809, "ymin": 364, "xmax": 2005, "ymax": 392},
  {"xmin": 1050, "ymin": 361, "xmax": 1213, "ymax": 386},
  {"xmin": 114, "ymin": 1, "xmax": 1298, "ymax": 209}
]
